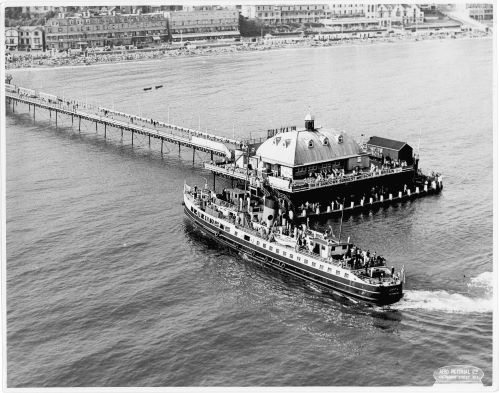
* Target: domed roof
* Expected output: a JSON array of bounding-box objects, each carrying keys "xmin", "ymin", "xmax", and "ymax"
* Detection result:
[
  {"xmin": 304, "ymin": 113, "xmax": 315, "ymax": 121},
  {"xmin": 256, "ymin": 127, "xmax": 361, "ymax": 167}
]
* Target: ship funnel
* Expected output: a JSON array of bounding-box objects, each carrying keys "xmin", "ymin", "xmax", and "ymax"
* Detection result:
[{"xmin": 263, "ymin": 197, "xmax": 277, "ymax": 228}]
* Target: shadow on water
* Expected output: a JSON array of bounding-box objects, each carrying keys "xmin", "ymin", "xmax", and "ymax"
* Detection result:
[{"xmin": 6, "ymin": 107, "xmax": 210, "ymax": 172}]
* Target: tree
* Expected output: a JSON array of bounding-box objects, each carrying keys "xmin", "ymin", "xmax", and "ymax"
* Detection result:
[{"xmin": 238, "ymin": 14, "xmax": 270, "ymax": 37}]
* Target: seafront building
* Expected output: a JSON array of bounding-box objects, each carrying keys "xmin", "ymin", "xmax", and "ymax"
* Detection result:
[
  {"xmin": 240, "ymin": 4, "xmax": 328, "ymax": 24},
  {"xmin": 20, "ymin": 6, "xmax": 56, "ymax": 16},
  {"xmin": 5, "ymin": 27, "xmax": 19, "ymax": 51},
  {"xmin": 44, "ymin": 12, "xmax": 169, "ymax": 51},
  {"xmin": 42, "ymin": 8, "xmax": 240, "ymax": 50},
  {"xmin": 18, "ymin": 26, "xmax": 45, "ymax": 51},
  {"xmin": 166, "ymin": 9, "xmax": 240, "ymax": 42},
  {"xmin": 466, "ymin": 3, "xmax": 493, "ymax": 21},
  {"xmin": 243, "ymin": 3, "xmax": 424, "ymax": 28}
]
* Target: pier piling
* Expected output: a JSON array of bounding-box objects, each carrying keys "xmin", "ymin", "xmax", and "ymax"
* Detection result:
[{"xmin": 6, "ymin": 89, "xmax": 240, "ymax": 171}]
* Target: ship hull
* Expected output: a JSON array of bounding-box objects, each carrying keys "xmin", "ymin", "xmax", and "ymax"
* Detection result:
[{"xmin": 184, "ymin": 205, "xmax": 403, "ymax": 306}]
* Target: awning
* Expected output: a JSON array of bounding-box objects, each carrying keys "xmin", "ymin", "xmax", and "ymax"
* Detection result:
[{"xmin": 172, "ymin": 31, "xmax": 240, "ymax": 39}]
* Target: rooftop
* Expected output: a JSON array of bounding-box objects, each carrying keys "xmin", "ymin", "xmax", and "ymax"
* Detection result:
[{"xmin": 366, "ymin": 136, "xmax": 407, "ymax": 151}]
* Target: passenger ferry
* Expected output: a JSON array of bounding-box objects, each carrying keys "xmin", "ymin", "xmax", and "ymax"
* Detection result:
[{"xmin": 183, "ymin": 183, "xmax": 404, "ymax": 306}]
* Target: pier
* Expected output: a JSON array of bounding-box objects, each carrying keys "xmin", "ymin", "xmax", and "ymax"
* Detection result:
[
  {"xmin": 6, "ymin": 84, "xmax": 242, "ymax": 163},
  {"xmin": 6, "ymin": 83, "xmax": 443, "ymax": 219}
]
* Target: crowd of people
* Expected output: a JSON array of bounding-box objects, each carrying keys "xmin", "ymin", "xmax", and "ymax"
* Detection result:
[{"xmin": 5, "ymin": 29, "xmax": 490, "ymax": 70}]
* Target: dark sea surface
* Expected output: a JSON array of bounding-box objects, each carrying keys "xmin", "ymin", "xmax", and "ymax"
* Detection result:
[{"xmin": 6, "ymin": 38, "xmax": 494, "ymax": 386}]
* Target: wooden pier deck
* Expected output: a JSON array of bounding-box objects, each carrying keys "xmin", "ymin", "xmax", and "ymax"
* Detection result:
[{"xmin": 6, "ymin": 85, "xmax": 242, "ymax": 161}]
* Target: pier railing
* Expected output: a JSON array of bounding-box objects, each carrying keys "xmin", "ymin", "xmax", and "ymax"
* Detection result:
[
  {"xmin": 205, "ymin": 162, "xmax": 414, "ymax": 192},
  {"xmin": 6, "ymin": 86, "xmax": 242, "ymax": 159}
]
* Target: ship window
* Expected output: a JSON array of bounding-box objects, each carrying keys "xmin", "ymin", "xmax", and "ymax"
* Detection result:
[
  {"xmin": 263, "ymin": 243, "xmax": 267, "ymax": 248},
  {"xmin": 244, "ymin": 235, "xmax": 250, "ymax": 241},
  {"xmin": 320, "ymin": 265, "xmax": 323, "ymax": 270},
  {"xmin": 344, "ymin": 273, "xmax": 349, "ymax": 278},
  {"xmin": 290, "ymin": 254, "xmax": 293, "ymax": 259},
  {"xmin": 312, "ymin": 262, "xmax": 316, "ymax": 267},
  {"xmin": 276, "ymin": 249, "xmax": 279, "ymax": 254},
  {"xmin": 256, "ymin": 241, "xmax": 260, "ymax": 246},
  {"xmin": 297, "ymin": 256, "xmax": 301, "ymax": 261},
  {"xmin": 269, "ymin": 246, "xmax": 273, "ymax": 251},
  {"xmin": 201, "ymin": 214, "xmax": 204, "ymax": 219},
  {"xmin": 342, "ymin": 245, "xmax": 348, "ymax": 250},
  {"xmin": 322, "ymin": 137, "xmax": 329, "ymax": 146},
  {"xmin": 304, "ymin": 259, "xmax": 308, "ymax": 264},
  {"xmin": 321, "ymin": 245, "xmax": 325, "ymax": 250},
  {"xmin": 308, "ymin": 140, "xmax": 314, "ymax": 148},
  {"xmin": 336, "ymin": 270, "xmax": 340, "ymax": 275},
  {"xmin": 282, "ymin": 252, "xmax": 286, "ymax": 256},
  {"xmin": 234, "ymin": 231, "xmax": 238, "ymax": 236},
  {"xmin": 327, "ymin": 267, "xmax": 332, "ymax": 273}
]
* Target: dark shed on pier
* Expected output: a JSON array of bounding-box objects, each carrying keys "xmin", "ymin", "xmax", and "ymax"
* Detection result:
[{"xmin": 366, "ymin": 136, "xmax": 413, "ymax": 164}]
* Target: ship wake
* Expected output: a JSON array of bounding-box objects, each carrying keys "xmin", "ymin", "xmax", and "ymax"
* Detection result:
[{"xmin": 395, "ymin": 272, "xmax": 493, "ymax": 313}]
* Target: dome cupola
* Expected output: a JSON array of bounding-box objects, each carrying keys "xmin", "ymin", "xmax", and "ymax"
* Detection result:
[{"xmin": 304, "ymin": 112, "xmax": 315, "ymax": 131}]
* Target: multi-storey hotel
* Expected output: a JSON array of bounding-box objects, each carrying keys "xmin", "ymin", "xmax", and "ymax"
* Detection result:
[
  {"xmin": 241, "ymin": 4, "xmax": 328, "ymax": 25},
  {"xmin": 166, "ymin": 9, "xmax": 240, "ymax": 42},
  {"xmin": 243, "ymin": 3, "xmax": 424, "ymax": 27},
  {"xmin": 44, "ymin": 13, "xmax": 169, "ymax": 51}
]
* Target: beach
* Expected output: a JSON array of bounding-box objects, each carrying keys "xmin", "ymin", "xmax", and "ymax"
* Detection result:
[{"xmin": 5, "ymin": 30, "xmax": 491, "ymax": 71}]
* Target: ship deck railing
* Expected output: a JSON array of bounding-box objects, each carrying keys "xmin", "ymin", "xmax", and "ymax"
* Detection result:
[{"xmin": 199, "ymin": 199, "xmax": 401, "ymax": 286}]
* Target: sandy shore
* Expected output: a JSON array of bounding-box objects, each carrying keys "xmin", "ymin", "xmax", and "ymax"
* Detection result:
[{"xmin": 5, "ymin": 32, "xmax": 492, "ymax": 71}]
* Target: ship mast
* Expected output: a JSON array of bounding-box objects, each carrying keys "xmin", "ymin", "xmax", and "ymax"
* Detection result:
[{"xmin": 338, "ymin": 197, "xmax": 345, "ymax": 242}]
